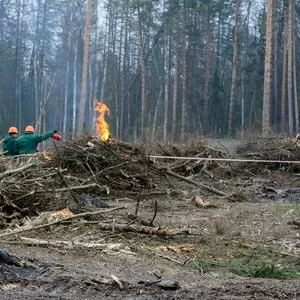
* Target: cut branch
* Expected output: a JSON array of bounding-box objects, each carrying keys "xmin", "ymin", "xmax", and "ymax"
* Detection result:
[
  {"xmin": 15, "ymin": 237, "xmax": 127, "ymax": 251},
  {"xmin": 164, "ymin": 169, "xmax": 227, "ymax": 196},
  {"xmin": 0, "ymin": 163, "xmax": 35, "ymax": 179},
  {"xmin": 0, "ymin": 206, "xmax": 126, "ymax": 238},
  {"xmin": 96, "ymin": 222, "xmax": 190, "ymax": 236}
]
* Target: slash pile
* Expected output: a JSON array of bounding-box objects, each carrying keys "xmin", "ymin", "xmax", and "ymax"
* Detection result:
[
  {"xmin": 0, "ymin": 137, "xmax": 168, "ymax": 225},
  {"xmin": 2, "ymin": 136, "xmax": 298, "ymax": 227},
  {"xmin": 51, "ymin": 137, "xmax": 163, "ymax": 191},
  {"xmin": 236, "ymin": 138, "xmax": 300, "ymax": 172},
  {"xmin": 0, "ymin": 137, "xmax": 228, "ymax": 226},
  {"xmin": 154, "ymin": 140, "xmax": 226, "ymax": 175}
]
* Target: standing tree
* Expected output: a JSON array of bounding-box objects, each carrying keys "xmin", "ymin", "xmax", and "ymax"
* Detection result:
[
  {"xmin": 78, "ymin": 0, "xmax": 92, "ymax": 134},
  {"xmin": 137, "ymin": 5, "xmax": 147, "ymax": 139},
  {"xmin": 262, "ymin": 0, "xmax": 274, "ymax": 137},
  {"xmin": 181, "ymin": 0, "xmax": 188, "ymax": 141},
  {"xmin": 292, "ymin": 0, "xmax": 298, "ymax": 133},
  {"xmin": 281, "ymin": 5, "xmax": 288, "ymax": 134},
  {"xmin": 228, "ymin": 0, "xmax": 241, "ymax": 136}
]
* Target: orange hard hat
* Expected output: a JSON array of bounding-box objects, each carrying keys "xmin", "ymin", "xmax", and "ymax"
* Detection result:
[
  {"xmin": 8, "ymin": 127, "xmax": 18, "ymax": 134},
  {"xmin": 25, "ymin": 125, "xmax": 35, "ymax": 133}
]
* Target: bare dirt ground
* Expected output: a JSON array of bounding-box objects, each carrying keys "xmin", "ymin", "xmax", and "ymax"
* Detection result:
[{"xmin": 1, "ymin": 139, "xmax": 300, "ymax": 299}]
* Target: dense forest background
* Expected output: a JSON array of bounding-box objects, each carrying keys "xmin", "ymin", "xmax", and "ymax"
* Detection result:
[{"xmin": 0, "ymin": 0, "xmax": 299, "ymax": 141}]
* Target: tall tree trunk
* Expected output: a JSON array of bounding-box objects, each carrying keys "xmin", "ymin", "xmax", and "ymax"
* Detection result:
[
  {"xmin": 27, "ymin": 47, "xmax": 35, "ymax": 124},
  {"xmin": 163, "ymin": 36, "xmax": 169, "ymax": 141},
  {"xmin": 72, "ymin": 40, "xmax": 78, "ymax": 135},
  {"xmin": 35, "ymin": 0, "xmax": 48, "ymax": 134},
  {"xmin": 204, "ymin": 13, "xmax": 212, "ymax": 134},
  {"xmin": 213, "ymin": 12, "xmax": 221, "ymax": 133},
  {"xmin": 93, "ymin": 53, "xmax": 100, "ymax": 133},
  {"xmin": 42, "ymin": 74, "xmax": 47, "ymax": 133},
  {"xmin": 152, "ymin": 88, "xmax": 163, "ymax": 141},
  {"xmin": 34, "ymin": 52, "xmax": 39, "ymax": 127},
  {"xmin": 137, "ymin": 7, "xmax": 146, "ymax": 139},
  {"xmin": 262, "ymin": 0, "xmax": 274, "ymax": 137},
  {"xmin": 281, "ymin": 8, "xmax": 288, "ymax": 134},
  {"xmin": 14, "ymin": 0, "xmax": 21, "ymax": 124},
  {"xmin": 78, "ymin": 0, "xmax": 92, "ymax": 134},
  {"xmin": 241, "ymin": 53, "xmax": 245, "ymax": 139},
  {"xmin": 39, "ymin": 0, "xmax": 48, "ymax": 120},
  {"xmin": 120, "ymin": 4, "xmax": 129, "ymax": 140},
  {"xmin": 287, "ymin": 0, "xmax": 293, "ymax": 136},
  {"xmin": 88, "ymin": 56, "xmax": 93, "ymax": 132},
  {"xmin": 228, "ymin": 0, "xmax": 240, "ymax": 136},
  {"xmin": 115, "ymin": 15, "xmax": 124, "ymax": 140},
  {"xmin": 292, "ymin": 2, "xmax": 298, "ymax": 133},
  {"xmin": 63, "ymin": 2, "xmax": 72, "ymax": 136},
  {"xmin": 100, "ymin": 14, "xmax": 109, "ymax": 100},
  {"xmin": 33, "ymin": 0, "xmax": 41, "ymax": 128},
  {"xmin": 92, "ymin": 0, "xmax": 99, "ymax": 133},
  {"xmin": 273, "ymin": 0, "xmax": 278, "ymax": 130},
  {"xmin": 181, "ymin": 0, "xmax": 188, "ymax": 141},
  {"xmin": 17, "ymin": 0, "xmax": 25, "ymax": 130},
  {"xmin": 172, "ymin": 45, "xmax": 179, "ymax": 139}
]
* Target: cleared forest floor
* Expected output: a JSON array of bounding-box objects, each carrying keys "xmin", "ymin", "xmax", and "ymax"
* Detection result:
[{"xmin": 1, "ymin": 138, "xmax": 300, "ymax": 299}]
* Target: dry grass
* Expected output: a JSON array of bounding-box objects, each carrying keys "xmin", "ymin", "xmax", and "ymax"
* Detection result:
[{"xmin": 181, "ymin": 199, "xmax": 300, "ymax": 279}]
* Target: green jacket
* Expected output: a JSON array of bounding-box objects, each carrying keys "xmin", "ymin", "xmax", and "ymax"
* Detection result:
[
  {"xmin": 2, "ymin": 135, "xmax": 18, "ymax": 156},
  {"xmin": 15, "ymin": 130, "xmax": 55, "ymax": 154}
]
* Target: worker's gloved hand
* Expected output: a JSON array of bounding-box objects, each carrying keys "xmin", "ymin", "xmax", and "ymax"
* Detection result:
[{"xmin": 51, "ymin": 133, "xmax": 63, "ymax": 141}]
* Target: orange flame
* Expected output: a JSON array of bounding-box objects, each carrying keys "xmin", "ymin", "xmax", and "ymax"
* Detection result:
[
  {"xmin": 95, "ymin": 102, "xmax": 110, "ymax": 141},
  {"xmin": 42, "ymin": 151, "xmax": 52, "ymax": 160}
]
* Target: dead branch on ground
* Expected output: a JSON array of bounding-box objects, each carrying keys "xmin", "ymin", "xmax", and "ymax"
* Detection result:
[
  {"xmin": 0, "ymin": 206, "xmax": 126, "ymax": 238},
  {"xmin": 164, "ymin": 169, "xmax": 227, "ymax": 197}
]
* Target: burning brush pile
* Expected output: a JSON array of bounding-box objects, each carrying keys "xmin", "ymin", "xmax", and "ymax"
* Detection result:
[
  {"xmin": 0, "ymin": 135, "xmax": 230, "ymax": 226},
  {"xmin": 0, "ymin": 137, "xmax": 168, "ymax": 225},
  {"xmin": 52, "ymin": 137, "xmax": 163, "ymax": 192},
  {"xmin": 0, "ymin": 102, "xmax": 170, "ymax": 226}
]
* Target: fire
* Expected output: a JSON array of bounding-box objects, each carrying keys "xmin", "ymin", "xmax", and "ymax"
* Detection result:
[
  {"xmin": 42, "ymin": 151, "xmax": 52, "ymax": 161},
  {"xmin": 95, "ymin": 102, "xmax": 110, "ymax": 141}
]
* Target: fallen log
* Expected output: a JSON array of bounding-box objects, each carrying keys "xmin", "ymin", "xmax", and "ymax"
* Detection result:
[
  {"xmin": 164, "ymin": 169, "xmax": 227, "ymax": 197},
  {"xmin": 96, "ymin": 222, "xmax": 190, "ymax": 236},
  {"xmin": 15, "ymin": 237, "xmax": 127, "ymax": 251},
  {"xmin": 0, "ymin": 206, "xmax": 127, "ymax": 238}
]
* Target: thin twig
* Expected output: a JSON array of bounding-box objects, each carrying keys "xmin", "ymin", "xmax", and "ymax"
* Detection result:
[{"xmin": 150, "ymin": 200, "xmax": 158, "ymax": 226}]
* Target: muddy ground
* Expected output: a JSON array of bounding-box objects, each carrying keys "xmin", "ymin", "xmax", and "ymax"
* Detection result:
[{"xmin": 1, "ymin": 140, "xmax": 300, "ymax": 299}]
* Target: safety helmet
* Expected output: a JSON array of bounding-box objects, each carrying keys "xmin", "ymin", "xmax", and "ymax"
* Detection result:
[
  {"xmin": 25, "ymin": 125, "xmax": 35, "ymax": 133},
  {"xmin": 8, "ymin": 127, "xmax": 18, "ymax": 134}
]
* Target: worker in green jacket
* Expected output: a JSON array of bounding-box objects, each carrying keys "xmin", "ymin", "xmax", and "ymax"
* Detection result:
[
  {"xmin": 15, "ymin": 126, "xmax": 57, "ymax": 154},
  {"xmin": 2, "ymin": 127, "xmax": 19, "ymax": 156}
]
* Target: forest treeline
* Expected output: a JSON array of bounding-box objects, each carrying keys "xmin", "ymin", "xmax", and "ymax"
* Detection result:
[{"xmin": 0, "ymin": 0, "xmax": 299, "ymax": 140}]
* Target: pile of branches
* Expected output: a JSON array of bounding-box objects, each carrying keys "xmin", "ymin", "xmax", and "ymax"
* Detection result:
[
  {"xmin": 51, "ymin": 137, "xmax": 163, "ymax": 191},
  {"xmin": 154, "ymin": 140, "xmax": 226, "ymax": 176},
  {"xmin": 0, "ymin": 137, "xmax": 167, "ymax": 225},
  {"xmin": 0, "ymin": 137, "xmax": 233, "ymax": 227},
  {"xmin": 236, "ymin": 138, "xmax": 300, "ymax": 172}
]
